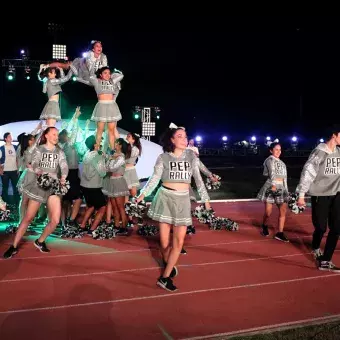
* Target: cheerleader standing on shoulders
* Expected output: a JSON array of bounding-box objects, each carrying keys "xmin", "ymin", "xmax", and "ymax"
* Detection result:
[
  {"xmin": 137, "ymin": 124, "xmax": 211, "ymax": 292},
  {"xmin": 257, "ymin": 142, "xmax": 289, "ymax": 242},
  {"xmin": 59, "ymin": 107, "xmax": 83, "ymax": 227},
  {"xmin": 297, "ymin": 126, "xmax": 340, "ymax": 272},
  {"xmin": 74, "ymin": 66, "xmax": 123, "ymax": 151},
  {"xmin": 102, "ymin": 138, "xmax": 131, "ymax": 235},
  {"xmin": 125, "ymin": 132, "xmax": 142, "ymax": 227},
  {"xmin": 79, "ymin": 135, "xmax": 107, "ymax": 234},
  {"xmin": 3, "ymin": 127, "xmax": 69, "ymax": 259},
  {"xmin": 38, "ymin": 63, "xmax": 75, "ymax": 127}
]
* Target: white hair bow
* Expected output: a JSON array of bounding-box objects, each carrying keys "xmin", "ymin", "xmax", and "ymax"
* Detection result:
[
  {"xmin": 169, "ymin": 122, "xmax": 185, "ymax": 130},
  {"xmin": 273, "ymin": 138, "xmax": 279, "ymax": 143}
]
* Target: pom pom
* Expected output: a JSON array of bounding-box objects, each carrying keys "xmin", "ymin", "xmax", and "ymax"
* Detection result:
[
  {"xmin": 37, "ymin": 173, "xmax": 54, "ymax": 190},
  {"xmin": 60, "ymin": 225, "xmax": 85, "ymax": 239},
  {"xmin": 37, "ymin": 174, "xmax": 70, "ymax": 196},
  {"xmin": 51, "ymin": 179, "xmax": 70, "ymax": 196},
  {"xmin": 125, "ymin": 197, "xmax": 147, "ymax": 218},
  {"xmin": 192, "ymin": 204, "xmax": 239, "ymax": 232},
  {"xmin": 137, "ymin": 224, "xmax": 159, "ymax": 236},
  {"xmin": 288, "ymin": 192, "xmax": 305, "ymax": 214},
  {"xmin": 192, "ymin": 204, "xmax": 215, "ymax": 224},
  {"xmin": 206, "ymin": 175, "xmax": 221, "ymax": 190},
  {"xmin": 0, "ymin": 209, "xmax": 11, "ymax": 222},
  {"xmin": 5, "ymin": 224, "xmax": 17, "ymax": 234},
  {"xmin": 91, "ymin": 223, "xmax": 117, "ymax": 240},
  {"xmin": 209, "ymin": 217, "xmax": 239, "ymax": 231},
  {"xmin": 186, "ymin": 225, "xmax": 196, "ymax": 234},
  {"xmin": 265, "ymin": 188, "xmax": 283, "ymax": 198}
]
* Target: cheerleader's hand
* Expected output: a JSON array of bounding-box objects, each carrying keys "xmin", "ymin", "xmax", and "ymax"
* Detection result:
[
  {"xmin": 211, "ymin": 175, "xmax": 218, "ymax": 183},
  {"xmin": 297, "ymin": 197, "xmax": 306, "ymax": 207},
  {"xmin": 75, "ymin": 106, "xmax": 81, "ymax": 117},
  {"xmin": 0, "ymin": 203, "xmax": 6, "ymax": 211},
  {"xmin": 60, "ymin": 177, "xmax": 66, "ymax": 185},
  {"xmin": 271, "ymin": 185, "xmax": 277, "ymax": 191},
  {"xmin": 204, "ymin": 202, "xmax": 211, "ymax": 210},
  {"xmin": 136, "ymin": 194, "xmax": 145, "ymax": 203}
]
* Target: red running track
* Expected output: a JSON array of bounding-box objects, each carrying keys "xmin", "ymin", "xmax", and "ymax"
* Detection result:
[{"xmin": 0, "ymin": 201, "xmax": 340, "ymax": 339}]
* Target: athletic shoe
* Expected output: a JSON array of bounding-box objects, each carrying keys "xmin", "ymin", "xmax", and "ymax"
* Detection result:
[
  {"xmin": 34, "ymin": 239, "xmax": 50, "ymax": 253},
  {"xmin": 3, "ymin": 245, "xmax": 18, "ymax": 259},
  {"xmin": 274, "ymin": 232, "xmax": 289, "ymax": 242},
  {"xmin": 318, "ymin": 261, "xmax": 340, "ymax": 272},
  {"xmin": 261, "ymin": 225, "xmax": 269, "ymax": 237},
  {"xmin": 157, "ymin": 277, "xmax": 178, "ymax": 292}
]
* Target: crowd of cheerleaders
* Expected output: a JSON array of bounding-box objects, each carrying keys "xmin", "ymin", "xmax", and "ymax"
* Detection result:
[{"xmin": 0, "ymin": 40, "xmax": 339, "ymax": 292}]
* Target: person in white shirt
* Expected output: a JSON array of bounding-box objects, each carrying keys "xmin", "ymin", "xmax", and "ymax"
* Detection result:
[
  {"xmin": 0, "ymin": 133, "xmax": 19, "ymax": 205},
  {"xmin": 187, "ymin": 139, "xmax": 199, "ymax": 156}
]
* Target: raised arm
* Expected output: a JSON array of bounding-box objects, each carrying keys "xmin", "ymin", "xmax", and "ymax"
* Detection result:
[{"xmin": 49, "ymin": 68, "xmax": 73, "ymax": 85}]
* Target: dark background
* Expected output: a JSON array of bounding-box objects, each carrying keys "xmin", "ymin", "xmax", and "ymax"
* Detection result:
[{"xmin": 1, "ymin": 17, "xmax": 339, "ymax": 147}]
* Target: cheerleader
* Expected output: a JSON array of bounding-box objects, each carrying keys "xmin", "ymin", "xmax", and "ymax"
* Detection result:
[
  {"xmin": 296, "ymin": 126, "xmax": 340, "ymax": 272},
  {"xmin": 124, "ymin": 133, "xmax": 142, "ymax": 226},
  {"xmin": 125, "ymin": 133, "xmax": 142, "ymax": 196},
  {"xmin": 72, "ymin": 40, "xmax": 108, "ymax": 85},
  {"xmin": 187, "ymin": 138, "xmax": 199, "ymax": 156},
  {"xmin": 102, "ymin": 138, "xmax": 131, "ymax": 235},
  {"xmin": 74, "ymin": 66, "xmax": 123, "ymax": 150},
  {"xmin": 79, "ymin": 135, "xmax": 107, "ymax": 234},
  {"xmin": 137, "ymin": 124, "xmax": 211, "ymax": 292},
  {"xmin": 16, "ymin": 133, "xmax": 36, "ymax": 221},
  {"xmin": 257, "ymin": 142, "xmax": 289, "ymax": 242},
  {"xmin": 38, "ymin": 63, "xmax": 75, "ymax": 127},
  {"xmin": 59, "ymin": 107, "xmax": 83, "ymax": 227},
  {"xmin": 3, "ymin": 127, "xmax": 69, "ymax": 259}
]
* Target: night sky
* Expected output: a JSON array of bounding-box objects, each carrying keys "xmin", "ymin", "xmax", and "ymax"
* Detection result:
[{"xmin": 1, "ymin": 17, "xmax": 339, "ymax": 146}]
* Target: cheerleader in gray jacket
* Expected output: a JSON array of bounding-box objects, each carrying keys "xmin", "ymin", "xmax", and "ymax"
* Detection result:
[
  {"xmin": 125, "ymin": 132, "xmax": 142, "ymax": 195},
  {"xmin": 38, "ymin": 63, "xmax": 75, "ymax": 127},
  {"xmin": 74, "ymin": 65, "xmax": 123, "ymax": 151},
  {"xmin": 257, "ymin": 142, "xmax": 289, "ymax": 242},
  {"xmin": 72, "ymin": 40, "xmax": 108, "ymax": 85},
  {"xmin": 137, "ymin": 125, "xmax": 211, "ymax": 292},
  {"xmin": 297, "ymin": 126, "xmax": 340, "ymax": 272},
  {"xmin": 124, "ymin": 132, "xmax": 142, "ymax": 227},
  {"xmin": 3, "ymin": 127, "xmax": 69, "ymax": 259},
  {"xmin": 16, "ymin": 133, "xmax": 36, "ymax": 221},
  {"xmin": 102, "ymin": 138, "xmax": 130, "ymax": 235}
]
